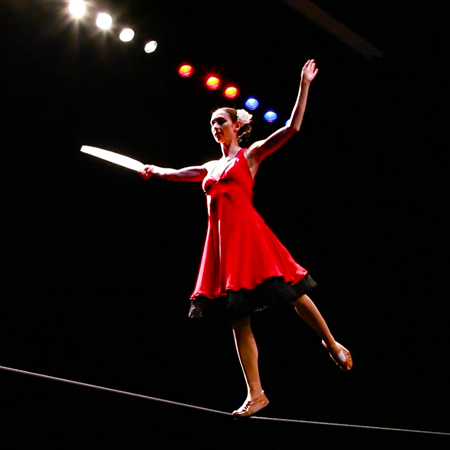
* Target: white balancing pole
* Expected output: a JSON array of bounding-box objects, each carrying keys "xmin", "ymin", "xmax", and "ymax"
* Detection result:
[{"xmin": 80, "ymin": 146, "xmax": 145, "ymax": 172}]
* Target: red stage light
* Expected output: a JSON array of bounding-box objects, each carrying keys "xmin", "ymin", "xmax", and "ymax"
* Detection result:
[
  {"xmin": 206, "ymin": 76, "xmax": 220, "ymax": 90},
  {"xmin": 178, "ymin": 65, "xmax": 194, "ymax": 77},
  {"xmin": 224, "ymin": 86, "xmax": 239, "ymax": 99}
]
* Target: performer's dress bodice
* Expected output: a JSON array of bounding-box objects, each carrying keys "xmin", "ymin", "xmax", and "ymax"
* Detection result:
[{"xmin": 190, "ymin": 149, "xmax": 309, "ymax": 308}]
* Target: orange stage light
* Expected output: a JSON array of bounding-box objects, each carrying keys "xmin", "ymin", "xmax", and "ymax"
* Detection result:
[
  {"xmin": 178, "ymin": 65, "xmax": 194, "ymax": 77},
  {"xmin": 224, "ymin": 86, "xmax": 239, "ymax": 99},
  {"xmin": 206, "ymin": 76, "xmax": 220, "ymax": 90}
]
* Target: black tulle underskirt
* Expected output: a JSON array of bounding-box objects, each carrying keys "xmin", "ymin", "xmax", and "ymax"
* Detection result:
[{"xmin": 188, "ymin": 274, "xmax": 317, "ymax": 319}]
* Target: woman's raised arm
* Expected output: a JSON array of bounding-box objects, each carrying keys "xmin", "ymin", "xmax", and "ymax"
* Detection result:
[
  {"xmin": 139, "ymin": 162, "xmax": 212, "ymax": 182},
  {"xmin": 246, "ymin": 60, "xmax": 319, "ymax": 166}
]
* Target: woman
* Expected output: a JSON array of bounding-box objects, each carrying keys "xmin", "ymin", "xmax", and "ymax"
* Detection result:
[{"xmin": 139, "ymin": 60, "xmax": 352, "ymax": 418}]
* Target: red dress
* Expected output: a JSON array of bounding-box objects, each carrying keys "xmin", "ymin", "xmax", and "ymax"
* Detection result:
[{"xmin": 189, "ymin": 149, "xmax": 315, "ymax": 318}]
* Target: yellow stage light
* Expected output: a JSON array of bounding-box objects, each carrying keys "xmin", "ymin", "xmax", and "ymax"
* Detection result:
[
  {"xmin": 206, "ymin": 77, "xmax": 220, "ymax": 90},
  {"xmin": 224, "ymin": 86, "xmax": 239, "ymax": 99},
  {"xmin": 178, "ymin": 65, "xmax": 194, "ymax": 77}
]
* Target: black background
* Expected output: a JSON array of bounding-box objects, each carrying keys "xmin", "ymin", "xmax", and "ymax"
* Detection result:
[{"xmin": 1, "ymin": 1, "xmax": 449, "ymax": 448}]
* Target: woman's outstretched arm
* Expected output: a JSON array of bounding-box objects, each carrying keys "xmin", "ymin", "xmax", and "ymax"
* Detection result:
[
  {"xmin": 139, "ymin": 162, "xmax": 212, "ymax": 182},
  {"xmin": 246, "ymin": 59, "xmax": 319, "ymax": 166}
]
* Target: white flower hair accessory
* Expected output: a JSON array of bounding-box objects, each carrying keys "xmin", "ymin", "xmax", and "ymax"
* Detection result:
[{"xmin": 236, "ymin": 109, "xmax": 253, "ymax": 124}]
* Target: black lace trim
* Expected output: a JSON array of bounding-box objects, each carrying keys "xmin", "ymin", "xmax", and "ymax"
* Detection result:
[{"xmin": 188, "ymin": 274, "xmax": 317, "ymax": 319}]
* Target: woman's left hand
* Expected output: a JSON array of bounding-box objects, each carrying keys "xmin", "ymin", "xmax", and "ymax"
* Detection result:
[{"xmin": 301, "ymin": 59, "xmax": 319, "ymax": 84}]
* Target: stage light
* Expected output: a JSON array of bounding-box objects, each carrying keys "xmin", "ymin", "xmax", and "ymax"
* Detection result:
[
  {"xmin": 96, "ymin": 13, "xmax": 113, "ymax": 30},
  {"xmin": 285, "ymin": 119, "xmax": 291, "ymax": 126},
  {"xmin": 206, "ymin": 77, "xmax": 220, "ymax": 90},
  {"xmin": 264, "ymin": 111, "xmax": 278, "ymax": 123},
  {"xmin": 178, "ymin": 65, "xmax": 194, "ymax": 77},
  {"xmin": 144, "ymin": 41, "xmax": 158, "ymax": 53},
  {"xmin": 224, "ymin": 87, "xmax": 239, "ymax": 99},
  {"xmin": 120, "ymin": 28, "xmax": 135, "ymax": 42},
  {"xmin": 245, "ymin": 98, "xmax": 259, "ymax": 110},
  {"xmin": 69, "ymin": 0, "xmax": 86, "ymax": 18}
]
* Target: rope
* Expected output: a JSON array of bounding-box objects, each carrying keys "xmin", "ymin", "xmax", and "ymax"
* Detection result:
[
  {"xmin": 251, "ymin": 416, "xmax": 450, "ymax": 436},
  {"xmin": 1, "ymin": 365, "xmax": 448, "ymax": 437},
  {"xmin": 0, "ymin": 365, "xmax": 228, "ymax": 416}
]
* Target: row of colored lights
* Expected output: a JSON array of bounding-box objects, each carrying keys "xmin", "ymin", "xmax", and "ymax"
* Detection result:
[
  {"xmin": 69, "ymin": 1, "xmax": 286, "ymax": 124},
  {"xmin": 178, "ymin": 65, "xmax": 281, "ymax": 123},
  {"xmin": 179, "ymin": 65, "xmax": 239, "ymax": 99}
]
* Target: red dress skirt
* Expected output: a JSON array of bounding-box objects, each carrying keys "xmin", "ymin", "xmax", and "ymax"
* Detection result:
[{"xmin": 189, "ymin": 149, "xmax": 316, "ymax": 318}]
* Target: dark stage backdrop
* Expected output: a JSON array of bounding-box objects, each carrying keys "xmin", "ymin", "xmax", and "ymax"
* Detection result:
[{"xmin": 1, "ymin": 1, "xmax": 449, "ymax": 448}]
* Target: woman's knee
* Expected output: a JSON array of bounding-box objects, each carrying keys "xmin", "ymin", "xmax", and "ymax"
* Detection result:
[{"xmin": 232, "ymin": 316, "xmax": 252, "ymax": 335}]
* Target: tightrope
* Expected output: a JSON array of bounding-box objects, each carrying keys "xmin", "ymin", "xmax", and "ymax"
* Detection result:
[{"xmin": 1, "ymin": 365, "xmax": 448, "ymax": 437}]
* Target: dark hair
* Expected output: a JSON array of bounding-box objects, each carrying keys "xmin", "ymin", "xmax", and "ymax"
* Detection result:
[{"xmin": 211, "ymin": 107, "xmax": 253, "ymax": 144}]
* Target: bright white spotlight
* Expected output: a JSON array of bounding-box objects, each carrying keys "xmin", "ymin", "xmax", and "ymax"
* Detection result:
[
  {"xmin": 120, "ymin": 28, "xmax": 135, "ymax": 42},
  {"xmin": 144, "ymin": 41, "xmax": 158, "ymax": 53},
  {"xmin": 69, "ymin": 0, "xmax": 86, "ymax": 18},
  {"xmin": 96, "ymin": 13, "xmax": 113, "ymax": 30}
]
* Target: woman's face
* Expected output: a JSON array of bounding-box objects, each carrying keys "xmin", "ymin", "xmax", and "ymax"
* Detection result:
[{"xmin": 210, "ymin": 109, "xmax": 240, "ymax": 144}]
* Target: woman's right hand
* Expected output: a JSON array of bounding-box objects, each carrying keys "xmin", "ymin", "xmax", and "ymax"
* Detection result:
[{"xmin": 139, "ymin": 165, "xmax": 155, "ymax": 180}]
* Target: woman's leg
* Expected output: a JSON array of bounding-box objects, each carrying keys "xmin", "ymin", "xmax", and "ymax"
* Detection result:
[
  {"xmin": 231, "ymin": 316, "xmax": 269, "ymax": 417},
  {"xmin": 291, "ymin": 294, "xmax": 338, "ymax": 351},
  {"xmin": 291, "ymin": 294, "xmax": 352, "ymax": 369},
  {"xmin": 232, "ymin": 316, "xmax": 263, "ymax": 401}
]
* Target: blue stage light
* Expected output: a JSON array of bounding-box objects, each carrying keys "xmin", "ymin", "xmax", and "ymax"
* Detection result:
[
  {"xmin": 264, "ymin": 111, "xmax": 277, "ymax": 123},
  {"xmin": 285, "ymin": 119, "xmax": 291, "ymax": 126},
  {"xmin": 245, "ymin": 98, "xmax": 259, "ymax": 110}
]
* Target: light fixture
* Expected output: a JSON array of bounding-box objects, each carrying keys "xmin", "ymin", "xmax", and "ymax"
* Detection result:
[
  {"xmin": 96, "ymin": 13, "xmax": 113, "ymax": 30},
  {"xmin": 69, "ymin": 0, "xmax": 86, "ymax": 18},
  {"xmin": 144, "ymin": 41, "xmax": 158, "ymax": 53},
  {"xmin": 120, "ymin": 28, "xmax": 135, "ymax": 42}
]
